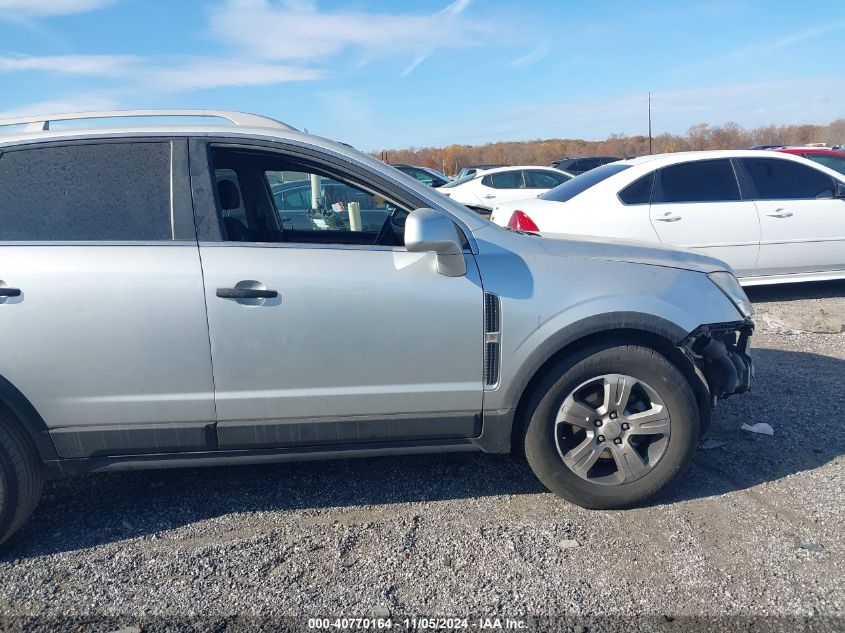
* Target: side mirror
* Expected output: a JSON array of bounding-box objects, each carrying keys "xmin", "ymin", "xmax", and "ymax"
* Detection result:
[
  {"xmin": 404, "ymin": 208, "xmax": 467, "ymax": 277},
  {"xmin": 835, "ymin": 182, "xmax": 845, "ymax": 198}
]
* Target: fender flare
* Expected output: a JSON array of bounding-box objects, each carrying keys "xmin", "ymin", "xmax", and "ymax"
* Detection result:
[
  {"xmin": 0, "ymin": 374, "xmax": 58, "ymax": 462},
  {"xmin": 502, "ymin": 311, "xmax": 690, "ymax": 410}
]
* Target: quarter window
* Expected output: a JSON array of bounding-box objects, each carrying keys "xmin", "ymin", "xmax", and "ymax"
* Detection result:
[
  {"xmin": 0, "ymin": 142, "xmax": 172, "ymax": 241},
  {"xmin": 742, "ymin": 158, "xmax": 838, "ymax": 198},
  {"xmin": 655, "ymin": 159, "xmax": 740, "ymax": 203},
  {"xmin": 618, "ymin": 172, "xmax": 655, "ymax": 205}
]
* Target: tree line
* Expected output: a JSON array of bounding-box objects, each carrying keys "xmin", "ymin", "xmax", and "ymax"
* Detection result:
[{"xmin": 377, "ymin": 119, "xmax": 845, "ymax": 176}]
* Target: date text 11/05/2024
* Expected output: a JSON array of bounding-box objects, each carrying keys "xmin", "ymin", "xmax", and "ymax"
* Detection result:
[{"xmin": 308, "ymin": 617, "xmax": 528, "ymax": 630}]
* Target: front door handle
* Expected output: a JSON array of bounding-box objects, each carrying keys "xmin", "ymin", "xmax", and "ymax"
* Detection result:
[
  {"xmin": 766, "ymin": 208, "xmax": 793, "ymax": 218},
  {"xmin": 216, "ymin": 288, "xmax": 278, "ymax": 299},
  {"xmin": 483, "ymin": 194, "xmax": 497, "ymax": 199},
  {"xmin": 655, "ymin": 213, "xmax": 682, "ymax": 222},
  {"xmin": 0, "ymin": 287, "xmax": 21, "ymax": 297}
]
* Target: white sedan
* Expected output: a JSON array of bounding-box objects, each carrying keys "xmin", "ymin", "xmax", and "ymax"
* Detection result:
[
  {"xmin": 438, "ymin": 165, "xmax": 573, "ymax": 213},
  {"xmin": 490, "ymin": 150, "xmax": 845, "ymax": 286}
]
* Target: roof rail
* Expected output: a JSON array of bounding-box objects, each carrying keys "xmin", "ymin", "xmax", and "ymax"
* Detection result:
[{"xmin": 0, "ymin": 109, "xmax": 296, "ymax": 132}]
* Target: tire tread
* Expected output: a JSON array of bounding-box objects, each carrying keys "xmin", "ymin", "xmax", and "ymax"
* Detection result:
[{"xmin": 0, "ymin": 408, "xmax": 44, "ymax": 546}]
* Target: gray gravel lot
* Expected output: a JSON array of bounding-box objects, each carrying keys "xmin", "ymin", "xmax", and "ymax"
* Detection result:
[{"xmin": 0, "ymin": 282, "xmax": 843, "ymax": 632}]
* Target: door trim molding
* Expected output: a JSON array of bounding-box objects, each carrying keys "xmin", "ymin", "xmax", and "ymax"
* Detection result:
[{"xmin": 216, "ymin": 412, "xmax": 481, "ymax": 450}]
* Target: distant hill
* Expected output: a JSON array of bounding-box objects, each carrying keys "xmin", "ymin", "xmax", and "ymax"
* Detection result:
[{"xmin": 376, "ymin": 119, "xmax": 845, "ymax": 175}]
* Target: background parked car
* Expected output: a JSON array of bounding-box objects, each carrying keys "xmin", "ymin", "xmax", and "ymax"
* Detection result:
[
  {"xmin": 439, "ymin": 166, "xmax": 573, "ymax": 214},
  {"xmin": 455, "ymin": 164, "xmax": 508, "ymax": 179},
  {"xmin": 392, "ymin": 164, "xmax": 451, "ymax": 187},
  {"xmin": 269, "ymin": 179, "xmax": 391, "ymax": 233},
  {"xmin": 775, "ymin": 147, "xmax": 845, "ymax": 175},
  {"xmin": 551, "ymin": 156, "xmax": 622, "ymax": 175},
  {"xmin": 491, "ymin": 150, "xmax": 845, "ymax": 286}
]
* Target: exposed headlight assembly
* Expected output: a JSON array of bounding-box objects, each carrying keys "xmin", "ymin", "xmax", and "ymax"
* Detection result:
[{"xmin": 708, "ymin": 271, "xmax": 755, "ymax": 318}]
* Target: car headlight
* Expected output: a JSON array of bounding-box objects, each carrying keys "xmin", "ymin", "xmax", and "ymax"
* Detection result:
[{"xmin": 708, "ymin": 271, "xmax": 755, "ymax": 318}]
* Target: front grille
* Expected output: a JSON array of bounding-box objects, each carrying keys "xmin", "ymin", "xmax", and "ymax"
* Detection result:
[{"xmin": 483, "ymin": 292, "xmax": 501, "ymax": 386}]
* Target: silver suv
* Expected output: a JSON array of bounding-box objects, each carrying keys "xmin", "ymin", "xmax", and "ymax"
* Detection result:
[{"xmin": 0, "ymin": 110, "xmax": 754, "ymax": 545}]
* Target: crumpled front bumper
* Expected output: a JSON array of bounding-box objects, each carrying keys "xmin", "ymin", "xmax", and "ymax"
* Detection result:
[{"xmin": 682, "ymin": 319, "xmax": 754, "ymax": 401}]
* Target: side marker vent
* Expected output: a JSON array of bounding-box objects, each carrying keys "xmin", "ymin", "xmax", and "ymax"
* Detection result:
[{"xmin": 484, "ymin": 293, "xmax": 501, "ymax": 386}]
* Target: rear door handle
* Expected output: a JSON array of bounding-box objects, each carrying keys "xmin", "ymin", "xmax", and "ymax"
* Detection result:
[
  {"xmin": 766, "ymin": 208, "xmax": 793, "ymax": 218},
  {"xmin": 216, "ymin": 288, "xmax": 278, "ymax": 299},
  {"xmin": 0, "ymin": 287, "xmax": 21, "ymax": 297},
  {"xmin": 655, "ymin": 213, "xmax": 682, "ymax": 222}
]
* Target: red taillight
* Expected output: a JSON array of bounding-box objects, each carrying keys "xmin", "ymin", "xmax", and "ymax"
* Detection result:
[{"xmin": 507, "ymin": 210, "xmax": 539, "ymax": 232}]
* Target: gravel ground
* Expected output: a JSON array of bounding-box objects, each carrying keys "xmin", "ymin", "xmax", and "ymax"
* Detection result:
[{"xmin": 0, "ymin": 282, "xmax": 843, "ymax": 632}]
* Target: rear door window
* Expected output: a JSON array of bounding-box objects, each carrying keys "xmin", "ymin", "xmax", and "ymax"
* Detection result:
[
  {"xmin": 741, "ymin": 158, "xmax": 836, "ymax": 199},
  {"xmin": 482, "ymin": 170, "xmax": 526, "ymax": 189},
  {"xmin": 0, "ymin": 142, "xmax": 172, "ymax": 241},
  {"xmin": 525, "ymin": 170, "xmax": 570, "ymax": 188},
  {"xmin": 654, "ymin": 159, "xmax": 740, "ymax": 203}
]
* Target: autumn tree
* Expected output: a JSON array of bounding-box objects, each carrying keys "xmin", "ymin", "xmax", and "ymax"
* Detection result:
[{"xmin": 376, "ymin": 119, "xmax": 844, "ymax": 175}]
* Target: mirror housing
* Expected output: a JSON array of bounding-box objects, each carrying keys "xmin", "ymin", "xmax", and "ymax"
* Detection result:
[
  {"xmin": 404, "ymin": 208, "xmax": 467, "ymax": 277},
  {"xmin": 835, "ymin": 181, "xmax": 845, "ymax": 198}
]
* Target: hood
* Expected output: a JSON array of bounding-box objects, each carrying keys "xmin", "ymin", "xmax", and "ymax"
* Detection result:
[
  {"xmin": 535, "ymin": 231, "xmax": 733, "ymax": 275},
  {"xmin": 471, "ymin": 223, "xmax": 732, "ymax": 276}
]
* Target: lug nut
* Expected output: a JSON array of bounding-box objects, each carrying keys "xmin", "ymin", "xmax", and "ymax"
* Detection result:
[
  {"xmin": 613, "ymin": 437, "xmax": 623, "ymax": 445},
  {"xmin": 609, "ymin": 411, "xmax": 618, "ymax": 420},
  {"xmin": 594, "ymin": 420, "xmax": 603, "ymax": 427},
  {"xmin": 621, "ymin": 423, "xmax": 630, "ymax": 430},
  {"xmin": 597, "ymin": 435, "xmax": 605, "ymax": 443}
]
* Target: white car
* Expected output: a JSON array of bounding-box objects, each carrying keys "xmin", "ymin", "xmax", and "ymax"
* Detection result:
[
  {"xmin": 490, "ymin": 150, "xmax": 845, "ymax": 286},
  {"xmin": 439, "ymin": 165, "xmax": 573, "ymax": 213}
]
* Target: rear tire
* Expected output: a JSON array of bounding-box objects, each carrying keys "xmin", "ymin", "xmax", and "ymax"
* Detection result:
[
  {"xmin": 0, "ymin": 409, "xmax": 44, "ymax": 546},
  {"xmin": 524, "ymin": 344, "xmax": 699, "ymax": 509}
]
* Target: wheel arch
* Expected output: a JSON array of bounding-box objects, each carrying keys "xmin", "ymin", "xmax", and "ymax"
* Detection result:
[
  {"xmin": 506, "ymin": 317, "xmax": 711, "ymax": 455},
  {"xmin": 0, "ymin": 374, "xmax": 58, "ymax": 462}
]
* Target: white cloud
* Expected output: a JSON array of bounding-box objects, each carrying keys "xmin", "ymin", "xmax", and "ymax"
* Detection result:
[
  {"xmin": 668, "ymin": 21, "xmax": 845, "ymax": 80},
  {"xmin": 509, "ymin": 42, "xmax": 550, "ymax": 68},
  {"xmin": 0, "ymin": 95, "xmax": 120, "ymax": 119},
  {"xmin": 143, "ymin": 58, "xmax": 325, "ymax": 90},
  {"xmin": 770, "ymin": 21, "xmax": 845, "ymax": 49},
  {"xmin": 0, "ymin": 53, "xmax": 136, "ymax": 75},
  {"xmin": 208, "ymin": 0, "xmax": 499, "ymax": 74},
  {"xmin": 0, "ymin": 0, "xmax": 113, "ymax": 17},
  {"xmin": 0, "ymin": 52, "xmax": 325, "ymax": 90},
  {"xmin": 419, "ymin": 76, "xmax": 845, "ymax": 146}
]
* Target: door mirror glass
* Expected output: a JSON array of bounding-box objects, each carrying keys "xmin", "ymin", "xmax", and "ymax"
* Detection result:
[{"xmin": 404, "ymin": 208, "xmax": 467, "ymax": 277}]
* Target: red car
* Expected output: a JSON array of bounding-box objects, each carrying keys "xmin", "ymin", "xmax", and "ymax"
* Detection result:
[{"xmin": 776, "ymin": 147, "xmax": 845, "ymax": 175}]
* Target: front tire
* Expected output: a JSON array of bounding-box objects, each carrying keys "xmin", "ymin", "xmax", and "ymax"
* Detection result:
[
  {"xmin": 0, "ymin": 409, "xmax": 44, "ymax": 546},
  {"xmin": 524, "ymin": 344, "xmax": 699, "ymax": 509}
]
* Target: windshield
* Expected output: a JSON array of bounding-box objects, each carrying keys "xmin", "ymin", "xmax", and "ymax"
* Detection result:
[
  {"xmin": 804, "ymin": 153, "xmax": 845, "ymax": 176},
  {"xmin": 540, "ymin": 163, "xmax": 631, "ymax": 202},
  {"xmin": 423, "ymin": 167, "xmax": 451, "ymax": 181},
  {"xmin": 440, "ymin": 173, "xmax": 477, "ymax": 188}
]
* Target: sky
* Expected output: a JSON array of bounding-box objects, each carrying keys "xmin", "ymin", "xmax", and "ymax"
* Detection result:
[{"xmin": 0, "ymin": 0, "xmax": 843, "ymax": 150}]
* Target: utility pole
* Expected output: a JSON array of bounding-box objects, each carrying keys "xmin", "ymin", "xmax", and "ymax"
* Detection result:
[{"xmin": 648, "ymin": 92, "xmax": 653, "ymax": 155}]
